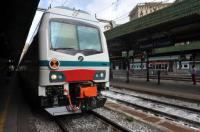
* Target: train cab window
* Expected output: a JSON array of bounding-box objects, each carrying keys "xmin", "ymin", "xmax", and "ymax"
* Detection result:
[
  {"xmin": 50, "ymin": 21, "xmax": 102, "ymax": 54},
  {"xmin": 51, "ymin": 22, "xmax": 78, "ymax": 49},
  {"xmin": 78, "ymin": 26, "xmax": 102, "ymax": 52}
]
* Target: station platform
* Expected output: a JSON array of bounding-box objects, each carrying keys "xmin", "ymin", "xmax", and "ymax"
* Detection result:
[
  {"xmin": 110, "ymin": 78, "xmax": 200, "ymax": 102},
  {"xmin": 0, "ymin": 73, "xmax": 36, "ymax": 132}
]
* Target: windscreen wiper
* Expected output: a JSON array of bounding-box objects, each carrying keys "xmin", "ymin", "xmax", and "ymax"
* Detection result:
[
  {"xmin": 52, "ymin": 48, "xmax": 75, "ymax": 50},
  {"xmin": 82, "ymin": 49, "xmax": 101, "ymax": 53}
]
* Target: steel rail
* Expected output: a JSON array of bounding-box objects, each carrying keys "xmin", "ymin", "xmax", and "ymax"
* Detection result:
[
  {"xmin": 54, "ymin": 117, "xmax": 70, "ymax": 132},
  {"xmin": 109, "ymin": 89, "xmax": 200, "ymax": 112},
  {"xmin": 90, "ymin": 111, "xmax": 132, "ymax": 132},
  {"xmin": 104, "ymin": 93, "xmax": 200, "ymax": 128},
  {"xmin": 54, "ymin": 112, "xmax": 132, "ymax": 132}
]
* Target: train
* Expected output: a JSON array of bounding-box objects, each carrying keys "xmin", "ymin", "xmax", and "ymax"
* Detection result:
[
  {"xmin": 130, "ymin": 61, "xmax": 193, "ymax": 71},
  {"xmin": 19, "ymin": 7, "xmax": 110, "ymax": 116},
  {"xmin": 112, "ymin": 55, "xmax": 200, "ymax": 76},
  {"xmin": 130, "ymin": 61, "xmax": 169, "ymax": 71}
]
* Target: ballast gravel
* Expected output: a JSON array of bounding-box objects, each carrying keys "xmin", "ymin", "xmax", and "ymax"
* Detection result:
[
  {"xmin": 31, "ymin": 112, "xmax": 62, "ymax": 132},
  {"xmin": 61, "ymin": 113, "xmax": 121, "ymax": 132},
  {"xmin": 93, "ymin": 107, "xmax": 164, "ymax": 132}
]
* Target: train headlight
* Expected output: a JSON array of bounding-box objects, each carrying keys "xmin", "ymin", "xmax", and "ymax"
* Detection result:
[
  {"xmin": 94, "ymin": 71, "xmax": 106, "ymax": 80},
  {"xmin": 100, "ymin": 73, "xmax": 104, "ymax": 78},
  {"xmin": 51, "ymin": 74, "xmax": 57, "ymax": 80},
  {"xmin": 58, "ymin": 75, "xmax": 63, "ymax": 79},
  {"xmin": 96, "ymin": 74, "xmax": 99, "ymax": 78},
  {"xmin": 49, "ymin": 72, "xmax": 66, "ymax": 82}
]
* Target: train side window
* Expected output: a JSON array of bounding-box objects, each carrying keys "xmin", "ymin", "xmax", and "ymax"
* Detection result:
[
  {"xmin": 165, "ymin": 64, "xmax": 168, "ymax": 69},
  {"xmin": 158, "ymin": 64, "xmax": 161, "ymax": 69},
  {"xmin": 152, "ymin": 64, "xmax": 155, "ymax": 69},
  {"xmin": 149, "ymin": 64, "xmax": 152, "ymax": 69},
  {"xmin": 161, "ymin": 64, "xmax": 165, "ymax": 69},
  {"xmin": 156, "ymin": 64, "xmax": 159, "ymax": 69}
]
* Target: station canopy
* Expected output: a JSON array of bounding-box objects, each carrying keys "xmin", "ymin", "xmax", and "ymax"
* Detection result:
[
  {"xmin": 105, "ymin": 0, "xmax": 200, "ymax": 56},
  {"xmin": 0, "ymin": 0, "xmax": 39, "ymax": 63}
]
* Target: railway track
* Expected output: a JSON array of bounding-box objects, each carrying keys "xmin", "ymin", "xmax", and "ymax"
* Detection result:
[
  {"xmin": 90, "ymin": 111, "xmax": 132, "ymax": 132},
  {"xmin": 54, "ymin": 112, "xmax": 132, "ymax": 132},
  {"xmin": 101, "ymin": 89, "xmax": 200, "ymax": 129},
  {"xmin": 54, "ymin": 117, "xmax": 68, "ymax": 132},
  {"xmin": 109, "ymin": 88, "xmax": 200, "ymax": 112}
]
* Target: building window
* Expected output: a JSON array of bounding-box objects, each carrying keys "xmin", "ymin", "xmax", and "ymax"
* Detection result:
[{"xmin": 140, "ymin": 11, "xmax": 143, "ymax": 17}]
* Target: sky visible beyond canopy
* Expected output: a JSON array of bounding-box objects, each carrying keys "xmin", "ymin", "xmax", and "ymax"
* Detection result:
[
  {"xmin": 26, "ymin": 0, "xmax": 175, "ymax": 44},
  {"xmin": 38, "ymin": 0, "xmax": 175, "ymax": 23}
]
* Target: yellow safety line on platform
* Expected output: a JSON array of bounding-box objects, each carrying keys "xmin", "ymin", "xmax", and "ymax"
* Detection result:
[{"xmin": 0, "ymin": 96, "xmax": 10, "ymax": 132}]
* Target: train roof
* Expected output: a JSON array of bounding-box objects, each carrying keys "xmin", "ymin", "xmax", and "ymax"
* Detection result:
[{"xmin": 46, "ymin": 6, "xmax": 98, "ymax": 22}]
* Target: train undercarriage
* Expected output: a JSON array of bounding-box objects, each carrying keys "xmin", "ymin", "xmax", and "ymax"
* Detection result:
[{"xmin": 41, "ymin": 82, "xmax": 107, "ymax": 115}]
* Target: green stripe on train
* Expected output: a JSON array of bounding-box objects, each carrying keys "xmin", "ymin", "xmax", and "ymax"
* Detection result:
[{"xmin": 39, "ymin": 60, "xmax": 110, "ymax": 67}]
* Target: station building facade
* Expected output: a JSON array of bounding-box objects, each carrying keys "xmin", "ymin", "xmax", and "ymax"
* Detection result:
[{"xmin": 129, "ymin": 2, "xmax": 172, "ymax": 21}]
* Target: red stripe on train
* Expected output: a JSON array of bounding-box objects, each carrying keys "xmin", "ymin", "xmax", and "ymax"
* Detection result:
[{"xmin": 61, "ymin": 69, "xmax": 96, "ymax": 82}]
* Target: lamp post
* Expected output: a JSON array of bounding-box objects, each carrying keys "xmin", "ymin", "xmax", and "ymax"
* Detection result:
[
  {"xmin": 144, "ymin": 51, "xmax": 150, "ymax": 82},
  {"xmin": 122, "ymin": 50, "xmax": 134, "ymax": 83}
]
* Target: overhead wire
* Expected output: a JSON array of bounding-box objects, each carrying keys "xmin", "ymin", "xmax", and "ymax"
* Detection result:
[
  {"xmin": 113, "ymin": 11, "xmax": 129, "ymax": 20},
  {"xmin": 62, "ymin": 0, "xmax": 69, "ymax": 6},
  {"xmin": 115, "ymin": 16, "xmax": 129, "ymax": 21},
  {"xmin": 95, "ymin": 1, "xmax": 117, "ymax": 15}
]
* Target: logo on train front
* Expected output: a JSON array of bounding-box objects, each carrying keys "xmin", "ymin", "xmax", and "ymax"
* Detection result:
[
  {"xmin": 78, "ymin": 56, "xmax": 84, "ymax": 62},
  {"xmin": 49, "ymin": 58, "xmax": 60, "ymax": 70}
]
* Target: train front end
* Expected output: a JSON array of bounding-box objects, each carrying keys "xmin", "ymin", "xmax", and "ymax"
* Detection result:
[{"xmin": 38, "ymin": 7, "xmax": 110, "ymax": 115}]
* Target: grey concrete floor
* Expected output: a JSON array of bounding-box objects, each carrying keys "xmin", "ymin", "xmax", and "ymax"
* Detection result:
[{"xmin": 0, "ymin": 73, "xmax": 37, "ymax": 132}]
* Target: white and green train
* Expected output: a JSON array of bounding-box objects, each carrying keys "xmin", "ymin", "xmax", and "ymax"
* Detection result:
[{"xmin": 19, "ymin": 7, "xmax": 110, "ymax": 116}]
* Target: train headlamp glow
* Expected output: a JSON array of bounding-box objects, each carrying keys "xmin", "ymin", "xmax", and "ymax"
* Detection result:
[
  {"xmin": 94, "ymin": 71, "xmax": 106, "ymax": 80},
  {"xmin": 49, "ymin": 72, "xmax": 66, "ymax": 82},
  {"xmin": 100, "ymin": 73, "xmax": 104, "ymax": 78},
  {"xmin": 51, "ymin": 74, "xmax": 57, "ymax": 80},
  {"xmin": 58, "ymin": 75, "xmax": 63, "ymax": 79}
]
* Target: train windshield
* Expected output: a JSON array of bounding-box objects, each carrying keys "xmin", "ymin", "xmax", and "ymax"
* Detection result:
[{"xmin": 50, "ymin": 21, "xmax": 102, "ymax": 54}]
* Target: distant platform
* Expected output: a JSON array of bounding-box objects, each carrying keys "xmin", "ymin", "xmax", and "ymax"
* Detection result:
[{"xmin": 110, "ymin": 78, "xmax": 200, "ymax": 102}]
